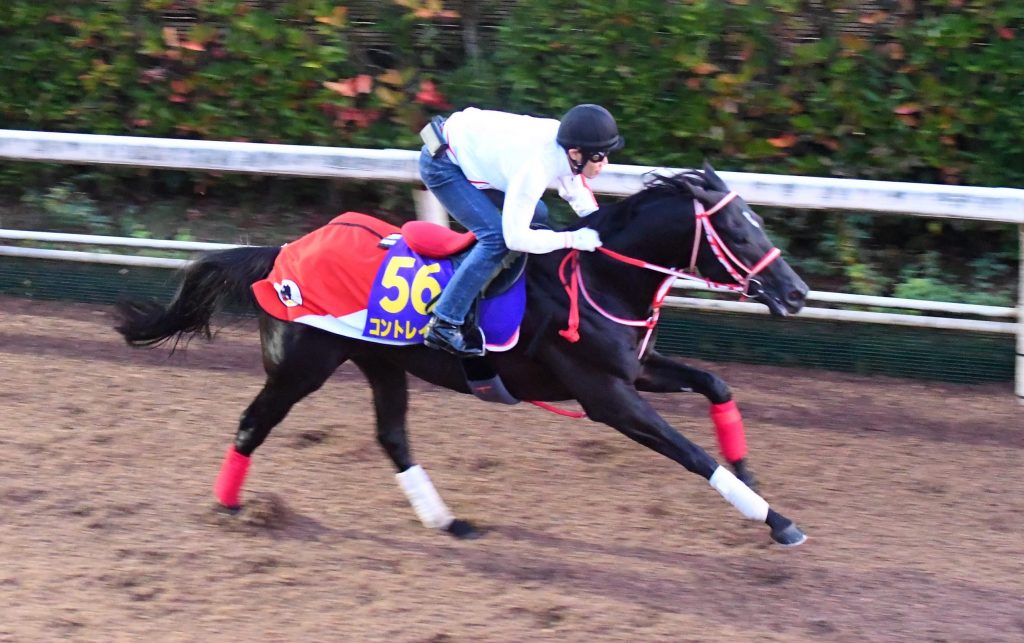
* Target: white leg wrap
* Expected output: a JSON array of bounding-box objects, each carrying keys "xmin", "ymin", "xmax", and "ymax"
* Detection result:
[
  {"xmin": 709, "ymin": 466, "xmax": 769, "ymax": 522},
  {"xmin": 396, "ymin": 465, "xmax": 454, "ymax": 530}
]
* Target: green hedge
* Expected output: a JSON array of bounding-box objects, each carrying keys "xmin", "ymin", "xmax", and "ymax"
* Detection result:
[{"xmin": 0, "ymin": 0, "xmax": 1020, "ymax": 302}]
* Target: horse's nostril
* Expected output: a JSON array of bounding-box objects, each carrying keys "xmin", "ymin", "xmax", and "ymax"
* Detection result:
[{"xmin": 787, "ymin": 287, "xmax": 807, "ymax": 305}]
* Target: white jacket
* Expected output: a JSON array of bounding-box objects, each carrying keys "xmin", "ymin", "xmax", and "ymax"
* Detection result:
[{"xmin": 442, "ymin": 108, "xmax": 599, "ymax": 254}]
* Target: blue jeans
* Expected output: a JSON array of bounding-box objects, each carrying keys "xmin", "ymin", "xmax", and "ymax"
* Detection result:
[{"xmin": 418, "ymin": 147, "xmax": 548, "ymax": 325}]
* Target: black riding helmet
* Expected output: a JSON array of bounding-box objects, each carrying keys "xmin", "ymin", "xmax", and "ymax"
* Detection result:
[{"xmin": 556, "ymin": 104, "xmax": 624, "ymax": 174}]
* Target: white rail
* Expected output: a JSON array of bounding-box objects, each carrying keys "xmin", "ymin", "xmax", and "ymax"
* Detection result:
[
  {"xmin": 3, "ymin": 129, "xmax": 1023, "ymax": 222},
  {"xmin": 1, "ymin": 129, "xmax": 1021, "ymax": 401}
]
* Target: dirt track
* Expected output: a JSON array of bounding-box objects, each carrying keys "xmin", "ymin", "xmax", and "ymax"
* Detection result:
[{"xmin": 1, "ymin": 296, "xmax": 1022, "ymax": 642}]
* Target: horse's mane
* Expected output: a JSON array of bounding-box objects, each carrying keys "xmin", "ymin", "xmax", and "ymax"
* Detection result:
[{"xmin": 577, "ymin": 170, "xmax": 708, "ymax": 236}]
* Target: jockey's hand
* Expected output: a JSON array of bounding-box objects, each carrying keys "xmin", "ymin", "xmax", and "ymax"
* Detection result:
[{"xmin": 568, "ymin": 228, "xmax": 603, "ymax": 252}]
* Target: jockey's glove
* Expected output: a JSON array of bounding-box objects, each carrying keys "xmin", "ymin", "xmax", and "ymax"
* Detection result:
[{"xmin": 567, "ymin": 227, "xmax": 603, "ymax": 252}]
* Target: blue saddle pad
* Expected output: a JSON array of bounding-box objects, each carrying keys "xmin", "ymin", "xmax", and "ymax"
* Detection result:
[{"xmin": 362, "ymin": 238, "xmax": 526, "ymax": 351}]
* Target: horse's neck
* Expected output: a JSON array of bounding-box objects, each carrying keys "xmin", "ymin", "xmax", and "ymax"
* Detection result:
[
  {"xmin": 588, "ymin": 208, "xmax": 694, "ymax": 316},
  {"xmin": 579, "ymin": 249, "xmax": 672, "ymax": 318}
]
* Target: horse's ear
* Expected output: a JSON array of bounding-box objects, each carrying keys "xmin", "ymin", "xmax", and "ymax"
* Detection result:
[
  {"xmin": 703, "ymin": 160, "xmax": 728, "ymax": 191},
  {"xmin": 688, "ymin": 181, "xmax": 711, "ymax": 203}
]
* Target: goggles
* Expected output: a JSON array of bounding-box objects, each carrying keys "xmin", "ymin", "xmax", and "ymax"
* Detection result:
[{"xmin": 585, "ymin": 151, "xmax": 608, "ymax": 164}]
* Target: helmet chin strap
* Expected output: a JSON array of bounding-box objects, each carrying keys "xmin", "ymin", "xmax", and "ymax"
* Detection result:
[{"xmin": 567, "ymin": 150, "xmax": 587, "ymax": 175}]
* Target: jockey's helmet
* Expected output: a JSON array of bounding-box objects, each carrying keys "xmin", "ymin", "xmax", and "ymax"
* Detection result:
[{"xmin": 556, "ymin": 104, "xmax": 625, "ymax": 155}]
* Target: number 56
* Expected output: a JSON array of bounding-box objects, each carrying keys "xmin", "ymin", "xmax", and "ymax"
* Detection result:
[{"xmin": 378, "ymin": 257, "xmax": 442, "ymax": 315}]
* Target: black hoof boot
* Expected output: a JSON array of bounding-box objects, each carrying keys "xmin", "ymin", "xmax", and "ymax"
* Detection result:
[
  {"xmin": 771, "ymin": 523, "xmax": 807, "ymax": 546},
  {"xmin": 732, "ymin": 458, "xmax": 759, "ymax": 493},
  {"xmin": 446, "ymin": 519, "xmax": 482, "ymax": 539},
  {"xmin": 216, "ymin": 503, "xmax": 242, "ymax": 516},
  {"xmin": 766, "ymin": 508, "xmax": 807, "ymax": 547},
  {"xmin": 424, "ymin": 318, "xmax": 485, "ymax": 357}
]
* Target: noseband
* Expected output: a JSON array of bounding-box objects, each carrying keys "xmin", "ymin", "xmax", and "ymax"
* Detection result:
[
  {"xmin": 689, "ymin": 191, "xmax": 782, "ymax": 298},
  {"xmin": 558, "ymin": 190, "xmax": 782, "ymax": 357}
]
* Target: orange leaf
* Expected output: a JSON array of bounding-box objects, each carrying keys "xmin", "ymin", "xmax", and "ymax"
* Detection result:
[
  {"xmin": 315, "ymin": 7, "xmax": 348, "ymax": 27},
  {"xmin": 323, "ymin": 80, "xmax": 357, "ymax": 97},
  {"xmin": 414, "ymin": 79, "xmax": 450, "ymax": 109},
  {"xmin": 170, "ymin": 80, "xmax": 191, "ymax": 94},
  {"xmin": 858, "ymin": 11, "xmax": 888, "ymax": 25},
  {"xmin": 354, "ymin": 74, "xmax": 373, "ymax": 94},
  {"xmin": 377, "ymin": 69, "xmax": 404, "ymax": 87},
  {"xmin": 162, "ymin": 27, "xmax": 179, "ymax": 48},
  {"xmin": 893, "ymin": 103, "xmax": 921, "ymax": 115},
  {"xmin": 767, "ymin": 134, "xmax": 797, "ymax": 148},
  {"xmin": 182, "ymin": 41, "xmax": 205, "ymax": 52},
  {"xmin": 883, "ymin": 43, "xmax": 905, "ymax": 61},
  {"xmin": 839, "ymin": 35, "xmax": 868, "ymax": 52},
  {"xmin": 690, "ymin": 63, "xmax": 719, "ymax": 75},
  {"xmin": 997, "ymin": 27, "xmax": 1015, "ymax": 40}
]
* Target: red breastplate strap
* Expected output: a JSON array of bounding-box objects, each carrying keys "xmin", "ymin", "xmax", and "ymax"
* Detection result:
[{"xmin": 558, "ymin": 192, "xmax": 782, "ymax": 357}]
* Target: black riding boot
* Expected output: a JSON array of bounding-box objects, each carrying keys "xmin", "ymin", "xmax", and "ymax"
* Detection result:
[{"xmin": 423, "ymin": 318, "xmax": 485, "ymax": 357}]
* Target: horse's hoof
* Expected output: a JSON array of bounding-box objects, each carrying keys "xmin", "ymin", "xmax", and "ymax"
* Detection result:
[
  {"xmin": 771, "ymin": 522, "xmax": 808, "ymax": 547},
  {"xmin": 215, "ymin": 503, "xmax": 242, "ymax": 516},
  {"xmin": 446, "ymin": 519, "xmax": 482, "ymax": 539}
]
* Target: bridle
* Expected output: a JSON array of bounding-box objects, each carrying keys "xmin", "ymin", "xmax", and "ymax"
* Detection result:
[
  {"xmin": 558, "ymin": 190, "xmax": 782, "ymax": 357},
  {"xmin": 687, "ymin": 191, "xmax": 782, "ymax": 297}
]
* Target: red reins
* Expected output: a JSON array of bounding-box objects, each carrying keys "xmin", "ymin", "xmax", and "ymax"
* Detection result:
[{"xmin": 558, "ymin": 192, "xmax": 782, "ymax": 358}]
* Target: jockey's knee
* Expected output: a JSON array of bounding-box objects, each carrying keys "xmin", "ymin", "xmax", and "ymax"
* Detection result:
[{"xmin": 476, "ymin": 229, "xmax": 509, "ymax": 253}]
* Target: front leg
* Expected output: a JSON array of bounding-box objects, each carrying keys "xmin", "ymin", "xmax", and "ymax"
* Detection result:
[
  {"xmin": 574, "ymin": 375, "xmax": 804, "ymax": 546},
  {"xmin": 636, "ymin": 350, "xmax": 757, "ymax": 489}
]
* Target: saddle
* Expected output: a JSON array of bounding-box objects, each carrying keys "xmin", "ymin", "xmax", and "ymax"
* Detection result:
[{"xmin": 398, "ymin": 220, "xmax": 528, "ymax": 298}]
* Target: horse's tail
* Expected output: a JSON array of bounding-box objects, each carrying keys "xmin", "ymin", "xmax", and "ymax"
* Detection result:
[{"xmin": 114, "ymin": 245, "xmax": 281, "ymax": 348}]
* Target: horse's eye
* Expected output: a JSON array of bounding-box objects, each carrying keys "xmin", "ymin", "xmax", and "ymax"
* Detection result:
[{"xmin": 723, "ymin": 217, "xmax": 750, "ymax": 244}]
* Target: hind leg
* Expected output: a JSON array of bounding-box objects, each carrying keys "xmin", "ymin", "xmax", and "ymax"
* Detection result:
[
  {"xmin": 354, "ymin": 356, "xmax": 478, "ymax": 539},
  {"xmin": 636, "ymin": 350, "xmax": 758, "ymax": 490},
  {"xmin": 215, "ymin": 318, "xmax": 350, "ymax": 510}
]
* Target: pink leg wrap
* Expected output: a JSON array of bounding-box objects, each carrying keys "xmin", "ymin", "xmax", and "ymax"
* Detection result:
[
  {"xmin": 213, "ymin": 446, "xmax": 251, "ymax": 509},
  {"xmin": 710, "ymin": 400, "xmax": 748, "ymax": 463}
]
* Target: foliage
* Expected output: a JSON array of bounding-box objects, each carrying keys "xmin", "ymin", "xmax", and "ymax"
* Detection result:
[
  {"xmin": 0, "ymin": 0, "xmax": 1020, "ymax": 300},
  {"xmin": 20, "ymin": 181, "xmax": 113, "ymax": 234}
]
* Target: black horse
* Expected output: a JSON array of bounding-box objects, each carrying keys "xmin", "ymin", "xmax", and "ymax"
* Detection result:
[{"xmin": 115, "ymin": 162, "xmax": 810, "ymax": 546}]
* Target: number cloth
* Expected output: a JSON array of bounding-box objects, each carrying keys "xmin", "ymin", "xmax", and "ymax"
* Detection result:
[{"xmin": 250, "ymin": 211, "xmax": 526, "ymax": 350}]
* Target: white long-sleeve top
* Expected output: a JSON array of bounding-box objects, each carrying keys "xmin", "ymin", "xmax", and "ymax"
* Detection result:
[{"xmin": 442, "ymin": 108, "xmax": 599, "ymax": 254}]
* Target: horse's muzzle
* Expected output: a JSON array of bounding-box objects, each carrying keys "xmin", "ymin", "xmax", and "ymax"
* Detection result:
[{"xmin": 753, "ymin": 278, "xmax": 807, "ymax": 317}]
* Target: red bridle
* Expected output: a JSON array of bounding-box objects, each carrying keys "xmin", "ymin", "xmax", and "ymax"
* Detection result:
[{"xmin": 558, "ymin": 191, "xmax": 782, "ymax": 357}]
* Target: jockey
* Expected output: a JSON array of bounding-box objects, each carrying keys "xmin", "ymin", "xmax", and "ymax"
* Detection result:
[{"xmin": 419, "ymin": 103, "xmax": 624, "ymax": 357}]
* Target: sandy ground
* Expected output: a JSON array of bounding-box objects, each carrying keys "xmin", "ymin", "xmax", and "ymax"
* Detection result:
[{"xmin": 1, "ymin": 296, "xmax": 1022, "ymax": 642}]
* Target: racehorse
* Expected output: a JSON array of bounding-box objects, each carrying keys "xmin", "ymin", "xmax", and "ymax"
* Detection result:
[{"xmin": 114, "ymin": 162, "xmax": 810, "ymax": 546}]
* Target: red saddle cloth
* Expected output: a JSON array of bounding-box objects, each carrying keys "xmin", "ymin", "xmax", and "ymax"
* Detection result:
[{"xmin": 252, "ymin": 211, "xmax": 399, "ymax": 322}]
